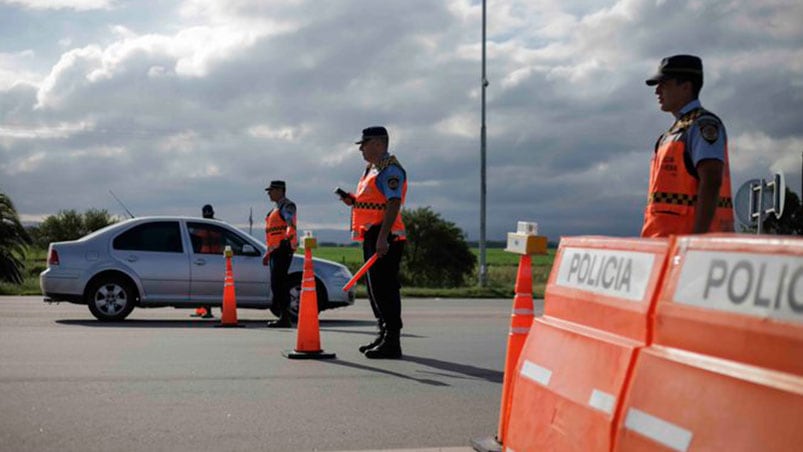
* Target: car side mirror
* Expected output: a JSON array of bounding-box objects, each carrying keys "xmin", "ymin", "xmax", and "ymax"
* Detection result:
[{"xmin": 242, "ymin": 244, "xmax": 257, "ymax": 255}]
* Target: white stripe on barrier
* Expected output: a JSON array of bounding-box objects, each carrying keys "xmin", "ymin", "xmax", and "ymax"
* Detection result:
[
  {"xmin": 520, "ymin": 360, "xmax": 552, "ymax": 386},
  {"xmin": 509, "ymin": 327, "xmax": 530, "ymax": 335},
  {"xmin": 588, "ymin": 389, "xmax": 616, "ymax": 414},
  {"xmin": 513, "ymin": 308, "xmax": 534, "ymax": 315},
  {"xmin": 624, "ymin": 408, "xmax": 693, "ymax": 452}
]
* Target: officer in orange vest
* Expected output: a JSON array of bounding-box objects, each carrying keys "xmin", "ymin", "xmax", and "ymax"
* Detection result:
[
  {"xmin": 338, "ymin": 126, "xmax": 407, "ymax": 359},
  {"xmin": 262, "ymin": 180, "xmax": 298, "ymax": 328},
  {"xmin": 642, "ymin": 55, "xmax": 734, "ymax": 237},
  {"xmin": 191, "ymin": 204, "xmax": 217, "ymax": 319}
]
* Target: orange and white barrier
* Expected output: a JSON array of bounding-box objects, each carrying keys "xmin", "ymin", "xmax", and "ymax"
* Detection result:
[
  {"xmin": 496, "ymin": 253, "xmax": 535, "ymax": 445},
  {"xmin": 283, "ymin": 234, "xmax": 335, "ymax": 360},
  {"xmin": 614, "ymin": 235, "xmax": 803, "ymax": 451},
  {"xmin": 216, "ymin": 246, "xmax": 244, "ymax": 328},
  {"xmin": 504, "ymin": 236, "xmax": 671, "ymax": 451}
]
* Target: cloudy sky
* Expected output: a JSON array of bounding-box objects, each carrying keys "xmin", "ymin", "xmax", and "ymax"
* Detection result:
[{"xmin": 2, "ymin": 0, "xmax": 802, "ymax": 242}]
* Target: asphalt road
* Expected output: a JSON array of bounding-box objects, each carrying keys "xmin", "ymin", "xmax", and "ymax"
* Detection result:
[{"xmin": 0, "ymin": 296, "xmax": 544, "ymax": 452}]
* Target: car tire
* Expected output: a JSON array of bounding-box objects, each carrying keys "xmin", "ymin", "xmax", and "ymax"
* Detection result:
[
  {"xmin": 86, "ymin": 275, "xmax": 137, "ymax": 321},
  {"xmin": 271, "ymin": 273, "xmax": 326, "ymax": 321}
]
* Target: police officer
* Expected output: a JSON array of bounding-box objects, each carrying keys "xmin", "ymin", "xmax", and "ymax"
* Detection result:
[
  {"xmin": 263, "ymin": 181, "xmax": 298, "ymax": 328},
  {"xmin": 642, "ymin": 54, "xmax": 734, "ymax": 237},
  {"xmin": 191, "ymin": 204, "xmax": 216, "ymax": 319},
  {"xmin": 338, "ymin": 126, "xmax": 407, "ymax": 359}
]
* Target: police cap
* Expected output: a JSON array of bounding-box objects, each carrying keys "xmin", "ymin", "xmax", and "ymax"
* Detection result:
[
  {"xmin": 265, "ymin": 180, "xmax": 286, "ymax": 191},
  {"xmin": 646, "ymin": 55, "xmax": 703, "ymax": 86},
  {"xmin": 355, "ymin": 126, "xmax": 389, "ymax": 145}
]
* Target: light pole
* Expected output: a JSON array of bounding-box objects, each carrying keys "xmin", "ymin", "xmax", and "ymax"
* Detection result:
[{"xmin": 479, "ymin": 0, "xmax": 488, "ymax": 287}]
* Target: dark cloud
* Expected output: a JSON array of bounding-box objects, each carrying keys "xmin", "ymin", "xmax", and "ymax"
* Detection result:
[{"xmin": 1, "ymin": 0, "xmax": 801, "ymax": 239}]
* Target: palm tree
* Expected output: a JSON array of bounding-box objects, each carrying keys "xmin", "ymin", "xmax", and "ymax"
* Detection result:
[{"xmin": 0, "ymin": 193, "xmax": 32, "ymax": 284}]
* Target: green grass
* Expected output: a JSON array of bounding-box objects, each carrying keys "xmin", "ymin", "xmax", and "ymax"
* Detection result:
[
  {"xmin": 316, "ymin": 245, "xmax": 555, "ymax": 298},
  {"xmin": 0, "ymin": 247, "xmax": 47, "ymax": 295},
  {"xmin": 2, "ymin": 246, "xmax": 555, "ymax": 298}
]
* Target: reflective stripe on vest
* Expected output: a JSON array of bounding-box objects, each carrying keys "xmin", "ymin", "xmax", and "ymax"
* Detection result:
[
  {"xmin": 647, "ymin": 192, "xmax": 734, "ymax": 208},
  {"xmin": 641, "ymin": 108, "xmax": 734, "ymax": 237}
]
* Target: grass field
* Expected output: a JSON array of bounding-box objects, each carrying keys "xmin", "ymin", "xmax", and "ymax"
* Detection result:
[{"xmin": 2, "ymin": 246, "xmax": 555, "ymax": 298}]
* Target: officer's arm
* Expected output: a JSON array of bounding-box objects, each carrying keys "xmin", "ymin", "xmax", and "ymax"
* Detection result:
[
  {"xmin": 376, "ymin": 198, "xmax": 401, "ymax": 257},
  {"xmin": 693, "ymin": 159, "xmax": 723, "ymax": 233},
  {"xmin": 283, "ymin": 204, "xmax": 298, "ymax": 250}
]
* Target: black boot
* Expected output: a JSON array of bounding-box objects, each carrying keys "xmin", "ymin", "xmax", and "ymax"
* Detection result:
[
  {"xmin": 267, "ymin": 313, "xmax": 292, "ymax": 328},
  {"xmin": 365, "ymin": 330, "xmax": 402, "ymax": 359},
  {"xmin": 359, "ymin": 323, "xmax": 385, "ymax": 354}
]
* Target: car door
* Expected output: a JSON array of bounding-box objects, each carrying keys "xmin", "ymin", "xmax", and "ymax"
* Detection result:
[
  {"xmin": 110, "ymin": 221, "xmax": 190, "ymax": 303},
  {"xmin": 187, "ymin": 221, "xmax": 269, "ymax": 306}
]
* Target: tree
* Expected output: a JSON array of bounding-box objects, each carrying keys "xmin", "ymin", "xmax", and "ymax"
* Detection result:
[
  {"xmin": 0, "ymin": 193, "xmax": 32, "ymax": 284},
  {"xmin": 30, "ymin": 209, "xmax": 117, "ymax": 248},
  {"xmin": 84, "ymin": 208, "xmax": 117, "ymax": 233},
  {"xmin": 401, "ymin": 207, "xmax": 477, "ymax": 287},
  {"xmin": 761, "ymin": 188, "xmax": 803, "ymax": 235}
]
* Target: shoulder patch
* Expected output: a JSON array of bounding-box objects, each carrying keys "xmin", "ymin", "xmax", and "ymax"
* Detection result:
[
  {"xmin": 698, "ymin": 119, "xmax": 720, "ymax": 144},
  {"xmin": 283, "ymin": 203, "xmax": 296, "ymax": 216},
  {"xmin": 387, "ymin": 177, "xmax": 400, "ymax": 190}
]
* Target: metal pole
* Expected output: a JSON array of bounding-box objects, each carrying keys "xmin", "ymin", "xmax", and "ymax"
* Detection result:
[{"xmin": 479, "ymin": 0, "xmax": 488, "ymax": 287}]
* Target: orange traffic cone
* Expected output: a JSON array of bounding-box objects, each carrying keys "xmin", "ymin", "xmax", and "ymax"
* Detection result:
[
  {"xmin": 216, "ymin": 246, "xmax": 245, "ymax": 328},
  {"xmin": 497, "ymin": 254, "xmax": 534, "ymax": 446},
  {"xmin": 283, "ymin": 236, "xmax": 335, "ymax": 359}
]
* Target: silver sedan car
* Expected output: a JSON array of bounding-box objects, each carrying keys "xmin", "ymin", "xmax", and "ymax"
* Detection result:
[{"xmin": 40, "ymin": 216, "xmax": 356, "ymax": 321}]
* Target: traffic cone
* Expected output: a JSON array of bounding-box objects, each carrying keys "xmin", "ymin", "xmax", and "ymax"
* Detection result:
[
  {"xmin": 283, "ymin": 236, "xmax": 335, "ymax": 359},
  {"xmin": 216, "ymin": 246, "xmax": 245, "ymax": 328},
  {"xmin": 497, "ymin": 254, "xmax": 534, "ymax": 446}
]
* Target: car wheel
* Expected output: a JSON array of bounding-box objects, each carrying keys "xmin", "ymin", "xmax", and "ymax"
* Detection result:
[
  {"xmin": 86, "ymin": 276, "xmax": 136, "ymax": 321},
  {"xmin": 282, "ymin": 273, "xmax": 326, "ymax": 322}
]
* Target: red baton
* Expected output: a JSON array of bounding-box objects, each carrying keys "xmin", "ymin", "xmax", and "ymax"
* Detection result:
[{"xmin": 342, "ymin": 254, "xmax": 378, "ymax": 291}]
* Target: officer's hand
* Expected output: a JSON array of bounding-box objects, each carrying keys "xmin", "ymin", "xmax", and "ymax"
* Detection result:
[
  {"xmin": 262, "ymin": 253, "xmax": 270, "ymax": 266},
  {"xmin": 376, "ymin": 237, "xmax": 389, "ymax": 258},
  {"xmin": 341, "ymin": 196, "xmax": 354, "ymax": 207}
]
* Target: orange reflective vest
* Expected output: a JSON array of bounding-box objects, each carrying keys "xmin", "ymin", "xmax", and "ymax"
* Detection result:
[
  {"xmin": 198, "ymin": 228, "xmax": 223, "ymax": 254},
  {"xmin": 352, "ymin": 156, "xmax": 407, "ymax": 241},
  {"xmin": 265, "ymin": 199, "xmax": 297, "ymax": 248},
  {"xmin": 641, "ymin": 108, "xmax": 734, "ymax": 237}
]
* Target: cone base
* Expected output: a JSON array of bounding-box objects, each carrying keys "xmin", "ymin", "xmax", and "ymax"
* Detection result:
[
  {"xmin": 282, "ymin": 349, "xmax": 336, "ymax": 360},
  {"xmin": 214, "ymin": 323, "xmax": 246, "ymax": 328},
  {"xmin": 469, "ymin": 436, "xmax": 502, "ymax": 452}
]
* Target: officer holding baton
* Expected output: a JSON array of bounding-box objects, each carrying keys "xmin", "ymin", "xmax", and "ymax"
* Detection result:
[{"xmin": 337, "ymin": 126, "xmax": 407, "ymax": 359}]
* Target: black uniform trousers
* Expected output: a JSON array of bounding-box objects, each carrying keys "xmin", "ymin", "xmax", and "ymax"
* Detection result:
[
  {"xmin": 269, "ymin": 239, "xmax": 293, "ymax": 317},
  {"xmin": 363, "ymin": 225, "xmax": 405, "ymax": 332}
]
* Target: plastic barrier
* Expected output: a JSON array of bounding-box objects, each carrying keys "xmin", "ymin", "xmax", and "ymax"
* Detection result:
[
  {"xmin": 504, "ymin": 236, "xmax": 671, "ymax": 451},
  {"xmin": 615, "ymin": 234, "xmax": 803, "ymax": 451}
]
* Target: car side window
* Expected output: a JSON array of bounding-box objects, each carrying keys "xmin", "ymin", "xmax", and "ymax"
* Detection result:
[
  {"xmin": 187, "ymin": 222, "xmax": 260, "ymax": 256},
  {"xmin": 187, "ymin": 223, "xmax": 225, "ymax": 255},
  {"xmin": 113, "ymin": 222, "xmax": 184, "ymax": 253}
]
